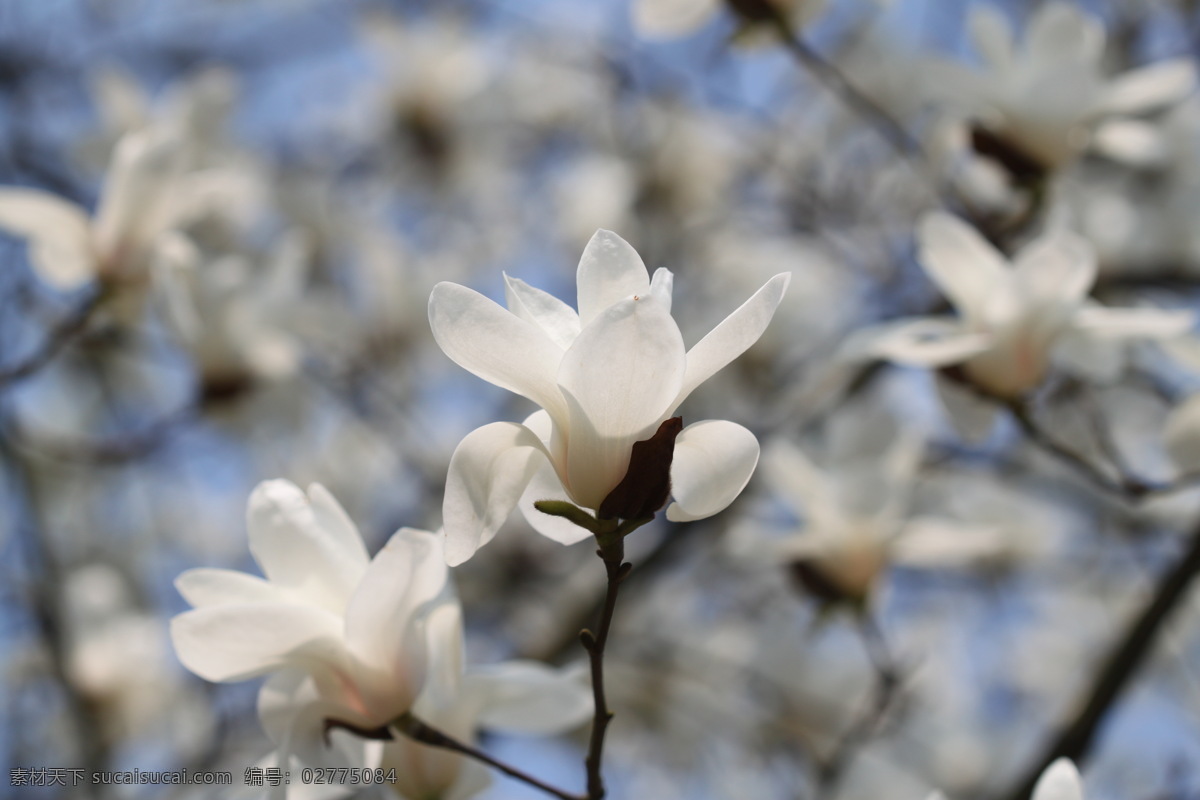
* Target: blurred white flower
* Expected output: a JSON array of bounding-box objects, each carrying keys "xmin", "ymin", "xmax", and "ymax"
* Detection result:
[
  {"xmin": 430, "ymin": 229, "xmax": 788, "ymax": 565},
  {"xmin": 862, "ymin": 212, "xmax": 1193, "ymax": 398},
  {"xmin": 0, "ymin": 127, "xmax": 195, "ymax": 296},
  {"xmin": 940, "ymin": 2, "xmax": 1195, "ymax": 173},
  {"xmin": 632, "ymin": 0, "xmax": 826, "ymax": 39},
  {"xmin": 165, "ymin": 231, "xmax": 310, "ymax": 389},
  {"xmin": 736, "ymin": 418, "xmax": 1007, "ymax": 606},
  {"xmin": 171, "ymin": 480, "xmax": 448, "ymax": 770},
  {"xmin": 1033, "ymin": 758, "xmax": 1085, "ymax": 800}
]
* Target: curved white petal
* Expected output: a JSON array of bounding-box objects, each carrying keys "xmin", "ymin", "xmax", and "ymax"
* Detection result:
[
  {"xmin": 443, "ymin": 422, "xmax": 550, "ymax": 566},
  {"xmin": 429, "ymin": 281, "xmax": 569, "ymax": 424},
  {"xmin": 649, "ymin": 267, "xmax": 674, "ymax": 313},
  {"xmin": 671, "ymin": 273, "xmax": 790, "ymax": 412},
  {"xmin": 169, "ymin": 603, "xmax": 343, "ymax": 683},
  {"xmin": 1032, "ymin": 758, "xmax": 1084, "ymax": 800},
  {"xmin": 632, "ymin": 0, "xmax": 721, "ymax": 37},
  {"xmin": 1013, "ymin": 229, "xmax": 1096, "ymax": 309},
  {"xmin": 343, "ymin": 528, "xmax": 447, "ymax": 721},
  {"xmin": 558, "ymin": 295, "xmax": 686, "ymax": 508},
  {"xmin": 0, "ymin": 189, "xmax": 94, "ymax": 289},
  {"xmin": 665, "ymin": 420, "xmax": 759, "ymax": 522},
  {"xmin": 465, "ymin": 661, "xmax": 592, "ymax": 735},
  {"xmin": 1027, "ymin": 3, "xmax": 1102, "ymax": 67},
  {"xmin": 576, "ymin": 230, "xmax": 650, "ymax": 327},
  {"xmin": 1099, "ymin": 59, "xmax": 1196, "ymax": 116},
  {"xmin": 760, "ymin": 439, "xmax": 840, "ymax": 528},
  {"xmin": 503, "ymin": 273, "xmax": 580, "ymax": 351},
  {"xmin": 175, "ymin": 567, "xmax": 289, "ymax": 609},
  {"xmin": 968, "ymin": 4, "xmax": 1013, "ymax": 70},
  {"xmin": 93, "ymin": 127, "xmax": 185, "ymax": 266},
  {"xmin": 1091, "ymin": 119, "xmax": 1167, "ymax": 166},
  {"xmin": 917, "ymin": 213, "xmax": 1009, "ymax": 317},
  {"xmin": 867, "ymin": 317, "xmax": 993, "ymax": 367},
  {"xmin": 1071, "ymin": 306, "xmax": 1194, "ymax": 339},
  {"xmin": 246, "ymin": 480, "xmax": 369, "ymax": 614},
  {"xmin": 307, "ymin": 483, "xmax": 371, "ymax": 566}
]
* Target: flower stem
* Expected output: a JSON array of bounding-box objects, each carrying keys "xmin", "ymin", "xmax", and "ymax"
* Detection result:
[
  {"xmin": 395, "ymin": 712, "xmax": 583, "ymax": 800},
  {"xmin": 581, "ymin": 535, "xmax": 628, "ymax": 800}
]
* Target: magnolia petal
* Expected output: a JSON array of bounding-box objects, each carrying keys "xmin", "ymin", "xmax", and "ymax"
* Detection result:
[
  {"xmin": 0, "ymin": 189, "xmax": 94, "ymax": 289},
  {"xmin": 175, "ymin": 567, "xmax": 288, "ymax": 609},
  {"xmin": 649, "ymin": 267, "xmax": 674, "ymax": 313},
  {"xmin": 169, "ymin": 603, "xmax": 342, "ymax": 683},
  {"xmin": 1099, "ymin": 59, "xmax": 1197, "ymax": 116},
  {"xmin": 1013, "ymin": 229, "xmax": 1096, "ymax": 309},
  {"xmin": 1032, "ymin": 758, "xmax": 1084, "ymax": 800},
  {"xmin": 503, "ymin": 273, "xmax": 581, "ymax": 351},
  {"xmin": 892, "ymin": 517, "xmax": 1009, "ymax": 568},
  {"xmin": 93, "ymin": 127, "xmax": 184, "ymax": 267},
  {"xmin": 429, "ymin": 281, "xmax": 569, "ymax": 424},
  {"xmin": 576, "ymin": 230, "xmax": 650, "ymax": 327},
  {"xmin": 558, "ymin": 296, "xmax": 686, "ymax": 509},
  {"xmin": 1071, "ymin": 306, "xmax": 1194, "ymax": 339},
  {"xmin": 760, "ymin": 439, "xmax": 841, "ymax": 529},
  {"xmin": 246, "ymin": 480, "xmax": 369, "ymax": 614},
  {"xmin": 1164, "ymin": 393, "xmax": 1200, "ymax": 473},
  {"xmin": 1026, "ymin": 3, "xmax": 1102, "ymax": 67},
  {"xmin": 671, "ymin": 273, "xmax": 790, "ymax": 412},
  {"xmin": 258, "ymin": 671, "xmax": 374, "ymax": 773},
  {"xmin": 343, "ymin": 528, "xmax": 447, "ymax": 720},
  {"xmin": 307, "ymin": 483, "xmax": 371, "ymax": 566},
  {"xmin": 1091, "ymin": 119, "xmax": 1167, "ymax": 166},
  {"xmin": 665, "ymin": 420, "xmax": 759, "ymax": 523},
  {"xmin": 466, "ymin": 661, "xmax": 592, "ymax": 735},
  {"xmin": 443, "ymin": 422, "xmax": 550, "ymax": 566},
  {"xmin": 867, "ymin": 318, "xmax": 992, "ymax": 367},
  {"xmin": 917, "ymin": 213, "xmax": 1009, "ymax": 318},
  {"xmin": 517, "ymin": 459, "xmax": 596, "ymax": 545},
  {"xmin": 967, "ymin": 4, "xmax": 1013, "ymax": 70},
  {"xmin": 632, "ymin": 0, "xmax": 721, "ymax": 38}
]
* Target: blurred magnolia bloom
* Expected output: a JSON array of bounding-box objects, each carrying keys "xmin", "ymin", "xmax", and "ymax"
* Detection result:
[
  {"xmin": 0, "ymin": 127, "xmax": 190, "ymax": 293},
  {"xmin": 83, "ymin": 64, "xmax": 238, "ymax": 169},
  {"xmin": 166, "ymin": 232, "xmax": 310, "ymax": 392},
  {"xmin": 859, "ymin": 213, "xmax": 1193, "ymax": 401},
  {"xmin": 430, "ymin": 229, "xmax": 788, "ymax": 565},
  {"xmin": 633, "ymin": 0, "xmax": 826, "ymax": 39},
  {"xmin": 60, "ymin": 565, "xmax": 212, "ymax": 751},
  {"xmin": 935, "ymin": 2, "xmax": 1195, "ymax": 175},
  {"xmin": 734, "ymin": 419, "xmax": 1007, "ymax": 607},
  {"xmin": 377, "ymin": 589, "xmax": 591, "ymax": 800},
  {"xmin": 171, "ymin": 481, "xmax": 447, "ymax": 771}
]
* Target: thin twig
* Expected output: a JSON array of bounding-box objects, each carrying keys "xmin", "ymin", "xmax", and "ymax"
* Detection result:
[
  {"xmin": 582, "ymin": 536, "xmax": 629, "ymax": 800},
  {"xmin": 396, "ymin": 712, "xmax": 583, "ymax": 800},
  {"xmin": 0, "ymin": 290, "xmax": 102, "ymax": 388},
  {"xmin": 993, "ymin": 518, "xmax": 1200, "ymax": 800}
]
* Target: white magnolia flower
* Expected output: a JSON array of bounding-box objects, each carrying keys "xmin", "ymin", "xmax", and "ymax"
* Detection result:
[
  {"xmin": 429, "ymin": 229, "xmax": 788, "ymax": 565},
  {"xmin": 633, "ymin": 0, "xmax": 826, "ymax": 39},
  {"xmin": 943, "ymin": 2, "xmax": 1195, "ymax": 172},
  {"xmin": 171, "ymin": 480, "xmax": 448, "ymax": 769},
  {"xmin": 0, "ymin": 127, "xmax": 189, "ymax": 292},
  {"xmin": 377, "ymin": 587, "xmax": 591, "ymax": 800},
  {"xmin": 864, "ymin": 212, "xmax": 1193, "ymax": 398}
]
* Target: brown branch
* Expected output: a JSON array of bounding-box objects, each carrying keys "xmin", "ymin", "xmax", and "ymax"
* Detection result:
[
  {"xmin": 994, "ymin": 518, "xmax": 1200, "ymax": 800},
  {"xmin": 0, "ymin": 290, "xmax": 102, "ymax": 387}
]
